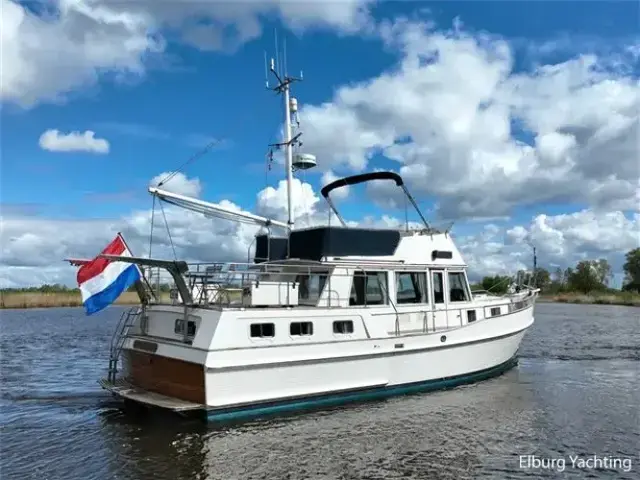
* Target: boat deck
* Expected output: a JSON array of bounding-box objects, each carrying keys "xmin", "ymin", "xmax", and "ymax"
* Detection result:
[{"xmin": 99, "ymin": 378, "xmax": 204, "ymax": 412}]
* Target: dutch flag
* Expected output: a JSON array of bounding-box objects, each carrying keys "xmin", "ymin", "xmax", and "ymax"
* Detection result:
[{"xmin": 77, "ymin": 233, "xmax": 141, "ymax": 315}]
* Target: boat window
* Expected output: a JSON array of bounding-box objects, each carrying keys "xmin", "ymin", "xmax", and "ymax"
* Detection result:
[
  {"xmin": 490, "ymin": 307, "xmax": 501, "ymax": 317},
  {"xmin": 296, "ymin": 272, "xmax": 328, "ymax": 304},
  {"xmin": 448, "ymin": 272, "xmax": 470, "ymax": 302},
  {"xmin": 396, "ymin": 272, "xmax": 428, "ymax": 304},
  {"xmin": 290, "ymin": 321, "xmax": 313, "ymax": 336},
  {"xmin": 174, "ymin": 319, "xmax": 196, "ymax": 336},
  {"xmin": 467, "ymin": 310, "xmax": 477, "ymax": 323},
  {"xmin": 333, "ymin": 320, "xmax": 354, "ymax": 334},
  {"xmin": 432, "ymin": 271, "xmax": 445, "ymax": 304},
  {"xmin": 250, "ymin": 323, "xmax": 275, "ymax": 338},
  {"xmin": 350, "ymin": 271, "xmax": 388, "ymax": 306}
]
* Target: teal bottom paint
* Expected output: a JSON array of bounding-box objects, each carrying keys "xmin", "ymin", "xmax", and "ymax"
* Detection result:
[{"xmin": 205, "ymin": 356, "xmax": 519, "ymax": 423}]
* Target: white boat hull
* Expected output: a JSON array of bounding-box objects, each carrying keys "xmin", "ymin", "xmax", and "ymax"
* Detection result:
[
  {"xmin": 106, "ymin": 299, "xmax": 534, "ymax": 422},
  {"xmin": 203, "ymin": 310, "xmax": 531, "ymax": 417}
]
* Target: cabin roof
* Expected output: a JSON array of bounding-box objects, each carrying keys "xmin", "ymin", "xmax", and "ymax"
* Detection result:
[
  {"xmin": 254, "ymin": 226, "xmax": 466, "ymax": 267},
  {"xmin": 255, "ymin": 226, "xmax": 401, "ymax": 263}
]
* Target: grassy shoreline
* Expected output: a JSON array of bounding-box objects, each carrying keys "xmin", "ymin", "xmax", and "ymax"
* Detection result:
[
  {"xmin": 2, "ymin": 290, "xmax": 639, "ymax": 309},
  {"xmin": 0, "ymin": 291, "xmax": 142, "ymax": 310},
  {"xmin": 538, "ymin": 292, "xmax": 640, "ymax": 307}
]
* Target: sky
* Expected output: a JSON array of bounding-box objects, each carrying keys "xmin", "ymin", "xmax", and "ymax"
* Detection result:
[{"xmin": 1, "ymin": 0, "xmax": 639, "ymax": 288}]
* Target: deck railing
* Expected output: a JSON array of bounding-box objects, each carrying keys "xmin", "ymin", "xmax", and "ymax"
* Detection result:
[
  {"xmin": 138, "ymin": 261, "xmax": 538, "ymax": 311},
  {"xmin": 139, "ymin": 260, "xmax": 410, "ymax": 309}
]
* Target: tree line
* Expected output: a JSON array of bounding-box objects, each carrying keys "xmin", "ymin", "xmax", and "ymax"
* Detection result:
[{"xmin": 472, "ymin": 248, "xmax": 640, "ymax": 295}]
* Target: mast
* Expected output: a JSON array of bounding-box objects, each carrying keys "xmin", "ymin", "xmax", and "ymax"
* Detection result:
[
  {"xmin": 283, "ymin": 74, "xmax": 294, "ymax": 229},
  {"xmin": 265, "ymin": 41, "xmax": 304, "ymax": 231}
]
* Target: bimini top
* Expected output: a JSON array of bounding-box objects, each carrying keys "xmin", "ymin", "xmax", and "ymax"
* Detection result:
[
  {"xmin": 320, "ymin": 171, "xmax": 404, "ymax": 198},
  {"xmin": 254, "ymin": 171, "xmax": 437, "ymax": 263},
  {"xmin": 254, "ymin": 227, "xmax": 401, "ymax": 263},
  {"xmin": 320, "ymin": 171, "xmax": 431, "ymax": 229}
]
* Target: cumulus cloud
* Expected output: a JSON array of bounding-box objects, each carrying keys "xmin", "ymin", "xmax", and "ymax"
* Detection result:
[
  {"xmin": 506, "ymin": 210, "xmax": 640, "ymax": 261},
  {"xmin": 149, "ymin": 172, "xmax": 202, "ymax": 198},
  {"xmin": 320, "ymin": 170, "xmax": 350, "ymax": 201},
  {"xmin": 38, "ymin": 129, "xmax": 110, "ymax": 154},
  {"xmin": 256, "ymin": 178, "xmax": 320, "ymax": 224},
  {"xmin": 1, "ymin": 0, "xmax": 163, "ymax": 108},
  {"xmin": 458, "ymin": 211, "xmax": 640, "ymax": 281},
  {"xmin": 298, "ymin": 20, "xmax": 640, "ymax": 219},
  {"xmin": 1, "ymin": 0, "xmax": 373, "ymax": 108},
  {"xmin": 0, "ymin": 173, "xmax": 328, "ymax": 287},
  {"xmin": 1, "ymin": 170, "xmax": 637, "ymax": 287}
]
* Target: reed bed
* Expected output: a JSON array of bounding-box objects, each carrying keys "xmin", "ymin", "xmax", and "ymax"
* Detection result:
[
  {"xmin": 540, "ymin": 292, "xmax": 640, "ymax": 307},
  {"xmin": 0, "ymin": 291, "xmax": 142, "ymax": 309}
]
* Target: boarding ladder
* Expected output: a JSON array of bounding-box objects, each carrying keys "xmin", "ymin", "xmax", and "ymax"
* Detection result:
[{"xmin": 107, "ymin": 306, "xmax": 142, "ymax": 383}]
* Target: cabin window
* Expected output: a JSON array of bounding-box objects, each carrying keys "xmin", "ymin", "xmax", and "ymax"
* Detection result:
[
  {"xmin": 290, "ymin": 321, "xmax": 313, "ymax": 336},
  {"xmin": 250, "ymin": 323, "xmax": 275, "ymax": 338},
  {"xmin": 296, "ymin": 272, "xmax": 328, "ymax": 304},
  {"xmin": 350, "ymin": 271, "xmax": 388, "ymax": 306},
  {"xmin": 174, "ymin": 319, "xmax": 196, "ymax": 336},
  {"xmin": 467, "ymin": 310, "xmax": 477, "ymax": 323},
  {"xmin": 432, "ymin": 271, "xmax": 445, "ymax": 304},
  {"xmin": 396, "ymin": 272, "xmax": 428, "ymax": 304},
  {"xmin": 333, "ymin": 320, "xmax": 354, "ymax": 334},
  {"xmin": 448, "ymin": 272, "xmax": 470, "ymax": 302},
  {"xmin": 490, "ymin": 307, "xmax": 501, "ymax": 317}
]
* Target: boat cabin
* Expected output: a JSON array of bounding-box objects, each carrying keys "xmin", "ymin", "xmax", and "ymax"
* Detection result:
[{"xmin": 184, "ymin": 225, "xmax": 474, "ymax": 312}]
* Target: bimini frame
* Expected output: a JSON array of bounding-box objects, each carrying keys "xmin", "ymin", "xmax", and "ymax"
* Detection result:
[{"xmin": 320, "ymin": 171, "xmax": 431, "ymax": 229}]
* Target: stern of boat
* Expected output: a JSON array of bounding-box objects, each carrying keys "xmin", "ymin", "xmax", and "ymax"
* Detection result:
[{"xmin": 99, "ymin": 304, "xmax": 219, "ymax": 415}]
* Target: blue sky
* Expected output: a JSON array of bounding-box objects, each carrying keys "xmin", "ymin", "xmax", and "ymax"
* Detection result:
[{"xmin": 1, "ymin": 0, "xmax": 638, "ymax": 287}]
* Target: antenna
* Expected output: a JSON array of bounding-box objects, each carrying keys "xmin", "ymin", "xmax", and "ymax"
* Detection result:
[
  {"xmin": 274, "ymin": 28, "xmax": 281, "ymax": 78},
  {"xmin": 263, "ymin": 31, "xmax": 307, "ymax": 231},
  {"xmin": 263, "ymin": 51, "xmax": 269, "ymax": 89},
  {"xmin": 283, "ymin": 36, "xmax": 288, "ymax": 77}
]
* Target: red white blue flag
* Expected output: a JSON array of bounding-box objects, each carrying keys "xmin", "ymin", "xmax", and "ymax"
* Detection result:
[{"xmin": 76, "ymin": 234, "xmax": 141, "ymax": 315}]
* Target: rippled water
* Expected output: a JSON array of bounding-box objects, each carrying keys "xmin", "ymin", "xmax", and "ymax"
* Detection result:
[{"xmin": 1, "ymin": 303, "xmax": 639, "ymax": 479}]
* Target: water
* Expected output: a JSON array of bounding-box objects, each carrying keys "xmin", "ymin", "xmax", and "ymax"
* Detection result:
[{"xmin": 1, "ymin": 303, "xmax": 638, "ymax": 479}]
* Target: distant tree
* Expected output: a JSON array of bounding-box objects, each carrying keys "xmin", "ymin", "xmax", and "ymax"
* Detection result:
[
  {"xmin": 533, "ymin": 268, "xmax": 551, "ymax": 290},
  {"xmin": 564, "ymin": 267, "xmax": 573, "ymax": 285},
  {"xmin": 567, "ymin": 260, "xmax": 607, "ymax": 293},
  {"xmin": 0, "ymin": 284, "xmax": 80, "ymax": 294},
  {"xmin": 468, "ymin": 282, "xmax": 483, "ymax": 291},
  {"xmin": 544, "ymin": 267, "xmax": 565, "ymax": 293},
  {"xmin": 593, "ymin": 259, "xmax": 613, "ymax": 287},
  {"xmin": 553, "ymin": 267, "xmax": 564, "ymax": 283},
  {"xmin": 481, "ymin": 275, "xmax": 512, "ymax": 294},
  {"xmin": 622, "ymin": 248, "xmax": 640, "ymax": 292}
]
